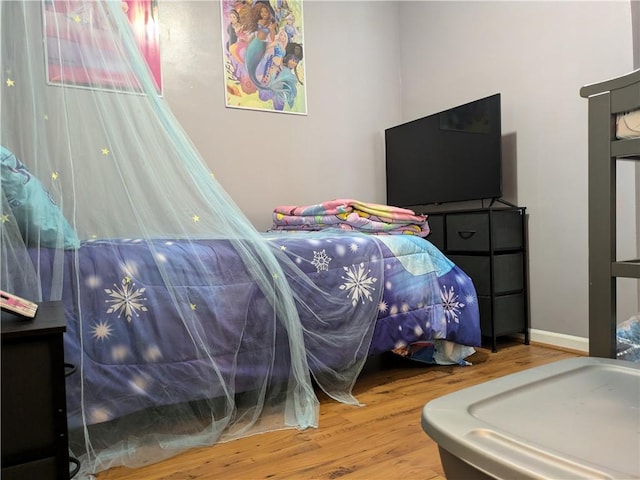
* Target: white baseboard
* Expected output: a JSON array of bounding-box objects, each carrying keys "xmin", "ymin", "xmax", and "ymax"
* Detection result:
[{"xmin": 513, "ymin": 329, "xmax": 589, "ymax": 353}]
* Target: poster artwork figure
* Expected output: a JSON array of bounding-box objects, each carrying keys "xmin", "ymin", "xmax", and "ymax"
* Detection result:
[{"xmin": 221, "ymin": 0, "xmax": 306, "ymax": 114}]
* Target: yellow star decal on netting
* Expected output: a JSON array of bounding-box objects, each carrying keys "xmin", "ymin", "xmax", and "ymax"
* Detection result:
[
  {"xmin": 192, "ymin": 214, "xmax": 200, "ymax": 223},
  {"xmin": 6, "ymin": 78, "xmax": 14, "ymax": 87},
  {"xmin": 43, "ymin": 114, "xmax": 49, "ymax": 121},
  {"xmin": 102, "ymin": 148, "xmax": 110, "ymax": 155},
  {"xmin": 280, "ymin": 245, "xmax": 286, "ymax": 251},
  {"xmin": 190, "ymin": 303, "xmax": 197, "ymax": 311},
  {"xmin": 210, "ymin": 172, "xmax": 215, "ymax": 179},
  {"xmin": 51, "ymin": 171, "xmax": 59, "ymax": 180},
  {"xmin": 73, "ymin": 15, "xmax": 81, "ymax": 22},
  {"xmin": 123, "ymin": 276, "xmax": 131, "ymax": 284},
  {"xmin": 1, "ymin": 214, "xmax": 9, "ymax": 223}
]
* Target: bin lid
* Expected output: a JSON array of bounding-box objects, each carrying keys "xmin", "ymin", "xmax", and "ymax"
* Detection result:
[{"xmin": 422, "ymin": 357, "xmax": 640, "ymax": 480}]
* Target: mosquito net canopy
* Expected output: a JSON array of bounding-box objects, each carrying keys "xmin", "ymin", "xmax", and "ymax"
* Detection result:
[{"xmin": 0, "ymin": 1, "xmax": 382, "ymax": 477}]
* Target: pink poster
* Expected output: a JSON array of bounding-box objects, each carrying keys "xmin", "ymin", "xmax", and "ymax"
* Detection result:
[{"xmin": 43, "ymin": 0, "xmax": 162, "ymax": 93}]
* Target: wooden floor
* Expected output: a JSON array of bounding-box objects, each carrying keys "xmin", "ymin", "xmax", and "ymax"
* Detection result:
[{"xmin": 98, "ymin": 341, "xmax": 581, "ymax": 480}]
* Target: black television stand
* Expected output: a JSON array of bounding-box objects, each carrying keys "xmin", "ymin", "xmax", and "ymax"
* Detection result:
[
  {"xmin": 425, "ymin": 204, "xmax": 529, "ymax": 352},
  {"xmin": 488, "ymin": 197, "xmax": 517, "ymax": 208}
]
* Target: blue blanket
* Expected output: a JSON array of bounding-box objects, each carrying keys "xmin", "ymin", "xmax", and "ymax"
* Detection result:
[{"xmin": 33, "ymin": 232, "xmax": 480, "ymax": 428}]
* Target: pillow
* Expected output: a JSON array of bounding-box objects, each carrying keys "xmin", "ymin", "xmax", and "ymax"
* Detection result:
[{"xmin": 1, "ymin": 145, "xmax": 79, "ymax": 249}]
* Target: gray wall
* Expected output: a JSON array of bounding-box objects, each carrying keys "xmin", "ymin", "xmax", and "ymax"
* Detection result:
[
  {"xmin": 162, "ymin": 1, "xmax": 636, "ymax": 346},
  {"xmin": 395, "ymin": 1, "xmax": 637, "ymax": 343},
  {"xmin": 162, "ymin": 1, "xmax": 401, "ymax": 230},
  {"xmin": 634, "ymin": 0, "xmax": 639, "ymax": 68}
]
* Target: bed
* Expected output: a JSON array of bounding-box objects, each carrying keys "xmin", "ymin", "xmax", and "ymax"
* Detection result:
[
  {"xmin": 580, "ymin": 68, "xmax": 640, "ymax": 359},
  {"xmin": 25, "ymin": 229, "xmax": 481, "ymax": 469},
  {"xmin": 0, "ymin": 3, "xmax": 482, "ymax": 474},
  {"xmin": 1, "ymin": 103, "xmax": 480, "ymax": 476}
]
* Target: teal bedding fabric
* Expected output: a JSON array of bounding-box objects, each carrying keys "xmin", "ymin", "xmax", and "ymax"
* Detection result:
[
  {"xmin": 1, "ymin": 146, "xmax": 79, "ymax": 249},
  {"xmin": 618, "ymin": 315, "xmax": 640, "ymax": 362}
]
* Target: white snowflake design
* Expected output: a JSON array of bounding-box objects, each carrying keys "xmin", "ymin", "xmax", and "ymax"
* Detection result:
[
  {"xmin": 311, "ymin": 249, "xmax": 332, "ymax": 272},
  {"xmin": 464, "ymin": 293, "xmax": 476, "ymax": 306},
  {"xmin": 105, "ymin": 277, "xmax": 148, "ymax": 322},
  {"xmin": 378, "ymin": 300, "xmax": 388, "ymax": 314},
  {"xmin": 340, "ymin": 263, "xmax": 378, "ymax": 306},
  {"xmin": 441, "ymin": 285, "xmax": 465, "ymax": 324},
  {"xmin": 91, "ymin": 319, "xmax": 113, "ymax": 341}
]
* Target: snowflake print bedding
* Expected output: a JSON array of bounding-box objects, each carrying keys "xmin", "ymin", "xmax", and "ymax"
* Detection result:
[{"xmin": 31, "ymin": 231, "xmax": 480, "ymax": 432}]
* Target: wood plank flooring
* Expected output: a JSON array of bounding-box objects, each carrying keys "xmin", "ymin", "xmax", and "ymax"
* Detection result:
[{"xmin": 97, "ymin": 341, "xmax": 582, "ymax": 480}]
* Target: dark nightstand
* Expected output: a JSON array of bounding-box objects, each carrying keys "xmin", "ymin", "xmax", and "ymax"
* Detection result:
[{"xmin": 1, "ymin": 301, "xmax": 72, "ymax": 480}]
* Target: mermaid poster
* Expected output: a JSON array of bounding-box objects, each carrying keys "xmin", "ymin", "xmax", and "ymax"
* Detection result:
[{"xmin": 220, "ymin": 0, "xmax": 307, "ymax": 114}]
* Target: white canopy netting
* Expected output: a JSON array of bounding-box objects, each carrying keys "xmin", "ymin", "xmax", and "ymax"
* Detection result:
[{"xmin": 1, "ymin": 1, "xmax": 381, "ymax": 477}]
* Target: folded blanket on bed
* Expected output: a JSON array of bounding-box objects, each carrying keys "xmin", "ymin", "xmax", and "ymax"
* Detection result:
[
  {"xmin": 273, "ymin": 212, "xmax": 350, "ymax": 227},
  {"xmin": 274, "ymin": 199, "xmax": 425, "ymax": 224},
  {"xmin": 274, "ymin": 200, "xmax": 352, "ymax": 217},
  {"xmin": 272, "ymin": 199, "xmax": 429, "ymax": 236},
  {"xmin": 347, "ymin": 199, "xmax": 427, "ymax": 224},
  {"xmin": 273, "ymin": 222, "xmax": 427, "ymax": 236}
]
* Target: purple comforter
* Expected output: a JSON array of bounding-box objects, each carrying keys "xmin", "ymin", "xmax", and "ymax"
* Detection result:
[{"xmin": 33, "ymin": 232, "xmax": 480, "ymax": 429}]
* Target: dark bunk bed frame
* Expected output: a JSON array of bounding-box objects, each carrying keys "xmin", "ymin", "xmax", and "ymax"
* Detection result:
[{"xmin": 580, "ymin": 68, "xmax": 640, "ymax": 358}]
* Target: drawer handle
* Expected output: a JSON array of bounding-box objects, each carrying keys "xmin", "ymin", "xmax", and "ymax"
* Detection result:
[
  {"xmin": 70, "ymin": 456, "xmax": 81, "ymax": 478},
  {"xmin": 65, "ymin": 362, "xmax": 77, "ymax": 377},
  {"xmin": 457, "ymin": 230, "xmax": 477, "ymax": 240}
]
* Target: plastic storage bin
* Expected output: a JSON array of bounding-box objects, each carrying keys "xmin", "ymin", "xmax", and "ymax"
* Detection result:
[{"xmin": 421, "ymin": 357, "xmax": 640, "ymax": 480}]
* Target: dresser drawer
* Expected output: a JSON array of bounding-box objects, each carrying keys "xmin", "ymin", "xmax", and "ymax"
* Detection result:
[
  {"xmin": 2, "ymin": 338, "xmax": 56, "ymax": 457},
  {"xmin": 426, "ymin": 214, "xmax": 444, "ymax": 250},
  {"xmin": 446, "ymin": 210, "xmax": 523, "ymax": 252},
  {"xmin": 479, "ymin": 293, "xmax": 526, "ymax": 337},
  {"xmin": 449, "ymin": 253, "xmax": 524, "ymax": 296}
]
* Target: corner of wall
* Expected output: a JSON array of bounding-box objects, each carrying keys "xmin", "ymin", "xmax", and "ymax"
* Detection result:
[
  {"xmin": 634, "ymin": 0, "xmax": 640, "ymax": 310},
  {"xmin": 633, "ymin": 0, "xmax": 639, "ymax": 69}
]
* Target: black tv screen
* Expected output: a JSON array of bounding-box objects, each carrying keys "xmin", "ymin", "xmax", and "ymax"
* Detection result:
[{"xmin": 385, "ymin": 93, "xmax": 502, "ymax": 208}]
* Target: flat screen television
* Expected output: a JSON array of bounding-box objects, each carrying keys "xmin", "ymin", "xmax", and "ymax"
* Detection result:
[{"xmin": 385, "ymin": 93, "xmax": 502, "ymax": 208}]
